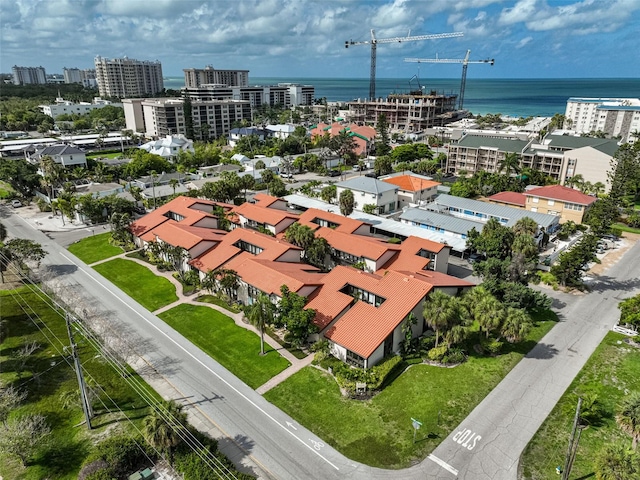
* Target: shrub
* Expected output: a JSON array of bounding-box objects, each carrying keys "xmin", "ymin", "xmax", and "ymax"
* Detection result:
[
  {"xmin": 367, "ymin": 355, "xmax": 404, "ymax": 390},
  {"xmin": 427, "ymin": 345, "xmax": 448, "ymax": 362},
  {"xmin": 538, "ymin": 271, "xmax": 559, "ymax": 289},
  {"xmin": 82, "ymin": 435, "xmax": 149, "ymax": 478},
  {"xmin": 419, "ymin": 335, "xmax": 436, "ymax": 354},
  {"xmin": 482, "ymin": 338, "xmax": 504, "ymax": 355},
  {"xmin": 387, "ymin": 237, "xmax": 402, "ymax": 244},
  {"xmin": 442, "ymin": 347, "xmax": 466, "ymax": 365}
]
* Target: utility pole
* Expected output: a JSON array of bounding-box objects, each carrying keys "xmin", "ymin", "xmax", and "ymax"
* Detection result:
[
  {"xmin": 65, "ymin": 313, "xmax": 93, "ymax": 429},
  {"xmin": 561, "ymin": 397, "xmax": 582, "ymax": 480}
]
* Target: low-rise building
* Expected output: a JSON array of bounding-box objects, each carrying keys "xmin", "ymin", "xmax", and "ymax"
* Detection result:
[
  {"xmin": 139, "ymin": 135, "xmax": 194, "ymax": 161},
  {"xmin": 523, "ymin": 185, "xmax": 596, "ymax": 224},
  {"xmin": 30, "ymin": 144, "xmax": 87, "ymax": 168},
  {"xmin": 381, "ymin": 174, "xmax": 440, "ymax": 208},
  {"xmin": 310, "ymin": 122, "xmax": 376, "ymax": 157},
  {"xmin": 336, "ymin": 177, "xmax": 398, "ymax": 214},
  {"xmin": 485, "ymin": 191, "xmax": 526, "ymax": 209}
]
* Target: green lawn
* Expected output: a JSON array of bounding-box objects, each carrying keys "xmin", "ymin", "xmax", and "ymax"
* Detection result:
[
  {"xmin": 86, "ymin": 152, "xmax": 122, "ymax": 160},
  {"xmin": 265, "ymin": 310, "xmax": 559, "ymax": 468},
  {"xmin": 159, "ymin": 304, "xmax": 290, "ymax": 389},
  {"xmin": 93, "ymin": 258, "xmax": 178, "ymax": 311},
  {"xmin": 614, "ymin": 222, "xmax": 640, "ymax": 234},
  {"xmin": 195, "ymin": 294, "xmax": 242, "ymax": 314},
  {"xmin": 0, "ymin": 287, "xmax": 160, "ymax": 479},
  {"xmin": 0, "ymin": 180, "xmax": 14, "ymax": 199},
  {"xmin": 67, "ymin": 232, "xmax": 123, "ymax": 264},
  {"xmin": 521, "ymin": 332, "xmax": 640, "ymax": 480}
]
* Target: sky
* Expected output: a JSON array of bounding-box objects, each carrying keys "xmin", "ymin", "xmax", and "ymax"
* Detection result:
[{"xmin": 2, "ymin": 0, "xmax": 640, "ymax": 80}]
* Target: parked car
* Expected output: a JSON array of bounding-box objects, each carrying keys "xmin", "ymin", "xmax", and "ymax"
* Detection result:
[
  {"xmin": 364, "ymin": 172, "xmax": 377, "ymax": 178},
  {"xmin": 468, "ymin": 253, "xmax": 485, "ymax": 264},
  {"xmin": 11, "ymin": 199, "xmax": 22, "ymax": 208},
  {"xmin": 280, "ymin": 172, "xmax": 293, "ymax": 179},
  {"xmin": 327, "ymin": 170, "xmax": 341, "ymax": 177}
]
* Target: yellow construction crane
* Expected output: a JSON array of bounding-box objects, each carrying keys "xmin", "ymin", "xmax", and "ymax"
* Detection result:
[
  {"xmin": 345, "ymin": 29, "xmax": 463, "ymax": 100},
  {"xmin": 404, "ymin": 50, "xmax": 494, "ymax": 110}
]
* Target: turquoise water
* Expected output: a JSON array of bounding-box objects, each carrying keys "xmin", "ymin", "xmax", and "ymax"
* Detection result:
[{"xmin": 163, "ymin": 77, "xmax": 640, "ymax": 117}]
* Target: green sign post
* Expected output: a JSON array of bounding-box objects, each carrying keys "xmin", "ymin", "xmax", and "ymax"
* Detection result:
[{"xmin": 411, "ymin": 417, "xmax": 423, "ymax": 443}]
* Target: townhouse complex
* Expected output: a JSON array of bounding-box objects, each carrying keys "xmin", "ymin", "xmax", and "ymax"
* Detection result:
[
  {"xmin": 131, "ymin": 194, "xmax": 472, "ymax": 368},
  {"xmin": 446, "ymin": 133, "xmax": 620, "ymax": 190}
]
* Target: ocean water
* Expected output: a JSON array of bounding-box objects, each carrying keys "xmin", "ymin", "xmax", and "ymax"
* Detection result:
[{"xmin": 163, "ymin": 77, "xmax": 640, "ymax": 118}]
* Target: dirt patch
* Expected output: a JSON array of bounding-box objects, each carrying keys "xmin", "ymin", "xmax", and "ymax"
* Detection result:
[{"xmin": 588, "ymin": 232, "xmax": 640, "ymax": 276}]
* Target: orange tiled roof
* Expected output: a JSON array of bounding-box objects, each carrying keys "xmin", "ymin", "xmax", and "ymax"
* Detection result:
[
  {"xmin": 226, "ymin": 256, "xmax": 324, "ymax": 295},
  {"xmin": 486, "ymin": 191, "xmax": 527, "ymax": 207},
  {"xmin": 297, "ymin": 208, "xmax": 369, "ymax": 234},
  {"xmin": 190, "ymin": 227, "xmax": 300, "ymax": 272},
  {"xmin": 524, "ymin": 185, "xmax": 597, "ymax": 206},
  {"xmin": 234, "ymin": 202, "xmax": 298, "ymax": 226},
  {"xmin": 409, "ymin": 270, "xmax": 475, "ymax": 288},
  {"xmin": 380, "ymin": 236, "xmax": 447, "ymax": 272},
  {"xmin": 316, "ymin": 227, "xmax": 399, "ymax": 261},
  {"xmin": 141, "ymin": 221, "xmax": 226, "ymax": 251},
  {"xmin": 130, "ymin": 196, "xmax": 230, "ymax": 238},
  {"xmin": 319, "ymin": 267, "xmax": 432, "ymax": 358},
  {"xmin": 252, "ymin": 193, "xmax": 282, "ymax": 207},
  {"xmin": 382, "ymin": 175, "xmax": 440, "ymax": 192}
]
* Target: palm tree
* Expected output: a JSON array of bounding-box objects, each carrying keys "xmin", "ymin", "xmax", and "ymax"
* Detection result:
[
  {"xmin": 594, "ymin": 443, "xmax": 639, "ymax": 479},
  {"xmin": 475, "ymin": 295, "xmax": 504, "ymax": 339},
  {"xmin": 169, "ymin": 178, "xmax": 179, "ymax": 196},
  {"xmin": 247, "ymin": 293, "xmax": 274, "ymax": 355},
  {"xmin": 617, "ymin": 392, "xmax": 640, "ymax": 450},
  {"xmin": 143, "ymin": 400, "xmax": 187, "ymax": 460},
  {"xmin": 499, "ymin": 308, "xmax": 532, "ymax": 343},
  {"xmin": 498, "ymin": 152, "xmax": 521, "ymax": 177},
  {"xmin": 422, "ymin": 290, "xmax": 456, "ymax": 348}
]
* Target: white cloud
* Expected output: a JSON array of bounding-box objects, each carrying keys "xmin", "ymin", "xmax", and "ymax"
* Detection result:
[
  {"xmin": 516, "ymin": 36, "xmax": 533, "ymax": 48},
  {"xmin": 499, "ymin": 0, "xmax": 539, "ymax": 25}
]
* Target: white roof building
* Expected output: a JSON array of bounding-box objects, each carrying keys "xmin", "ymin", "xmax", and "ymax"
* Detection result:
[{"xmin": 139, "ymin": 135, "xmax": 194, "ymax": 160}]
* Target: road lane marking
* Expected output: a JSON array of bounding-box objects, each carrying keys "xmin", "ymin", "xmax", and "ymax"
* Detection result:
[
  {"xmin": 428, "ymin": 454, "xmax": 459, "ymax": 476},
  {"xmin": 452, "ymin": 427, "xmax": 482, "ymax": 450},
  {"xmin": 63, "ymin": 251, "xmax": 340, "ymax": 471}
]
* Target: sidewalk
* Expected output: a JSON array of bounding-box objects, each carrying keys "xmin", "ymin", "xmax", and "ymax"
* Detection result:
[{"xmin": 89, "ymin": 251, "xmax": 314, "ymax": 394}]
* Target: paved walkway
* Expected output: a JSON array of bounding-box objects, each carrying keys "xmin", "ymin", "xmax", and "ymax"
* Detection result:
[{"xmin": 89, "ymin": 250, "xmax": 314, "ymax": 394}]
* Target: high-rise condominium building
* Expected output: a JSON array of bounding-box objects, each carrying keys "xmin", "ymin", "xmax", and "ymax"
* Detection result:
[
  {"xmin": 183, "ymin": 65, "xmax": 249, "ymax": 88},
  {"xmin": 63, "ymin": 67, "xmax": 97, "ymax": 88},
  {"xmin": 12, "ymin": 65, "xmax": 47, "ymax": 85},
  {"xmin": 565, "ymin": 97, "xmax": 640, "ymax": 143},
  {"xmin": 94, "ymin": 56, "xmax": 164, "ymax": 98}
]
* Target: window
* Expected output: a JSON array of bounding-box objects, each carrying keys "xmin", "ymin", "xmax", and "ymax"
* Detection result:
[
  {"xmin": 346, "ymin": 350, "xmax": 365, "ymax": 368},
  {"xmin": 532, "ymin": 197, "xmax": 539, "ymax": 203},
  {"xmin": 548, "ymin": 199, "xmax": 555, "ymax": 206},
  {"xmin": 234, "ymin": 240, "xmax": 263, "ymax": 255},
  {"xmin": 531, "ymin": 207, "xmax": 538, "ymax": 212}
]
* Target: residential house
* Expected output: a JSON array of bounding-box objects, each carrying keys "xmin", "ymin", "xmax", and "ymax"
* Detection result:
[
  {"xmin": 30, "ymin": 144, "xmax": 87, "ymax": 168},
  {"xmin": 228, "ymin": 127, "xmax": 269, "ymax": 147},
  {"xmin": 266, "ymin": 124, "xmax": 296, "ymax": 140},
  {"xmin": 310, "ymin": 122, "xmax": 376, "ymax": 157},
  {"xmin": 335, "ymin": 176, "xmax": 398, "ymax": 214},
  {"xmin": 381, "ymin": 174, "xmax": 440, "ymax": 209},
  {"xmin": 523, "ymin": 185, "xmax": 596, "ymax": 224},
  {"xmin": 485, "ymin": 191, "xmax": 526, "ymax": 209},
  {"xmin": 139, "ymin": 135, "xmax": 194, "ymax": 161},
  {"xmin": 234, "ymin": 201, "xmax": 298, "ymax": 235}
]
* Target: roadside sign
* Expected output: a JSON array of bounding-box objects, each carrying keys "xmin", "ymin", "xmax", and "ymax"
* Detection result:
[{"xmin": 411, "ymin": 418, "xmax": 422, "ymax": 430}]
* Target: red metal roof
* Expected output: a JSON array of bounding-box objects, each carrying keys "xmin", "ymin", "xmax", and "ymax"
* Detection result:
[
  {"xmin": 524, "ymin": 185, "xmax": 597, "ymax": 206},
  {"xmin": 486, "ymin": 191, "xmax": 527, "ymax": 207},
  {"xmin": 383, "ymin": 175, "xmax": 440, "ymax": 192}
]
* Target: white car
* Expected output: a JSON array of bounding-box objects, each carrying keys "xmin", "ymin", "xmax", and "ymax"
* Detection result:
[
  {"xmin": 11, "ymin": 199, "xmax": 22, "ymax": 208},
  {"xmin": 280, "ymin": 172, "xmax": 293, "ymax": 179}
]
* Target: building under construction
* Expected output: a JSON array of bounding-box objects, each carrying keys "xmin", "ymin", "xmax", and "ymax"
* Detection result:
[{"xmin": 347, "ymin": 89, "xmax": 463, "ymax": 132}]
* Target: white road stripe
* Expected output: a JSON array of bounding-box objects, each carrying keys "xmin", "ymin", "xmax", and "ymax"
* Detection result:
[{"xmin": 428, "ymin": 454, "xmax": 459, "ymax": 476}]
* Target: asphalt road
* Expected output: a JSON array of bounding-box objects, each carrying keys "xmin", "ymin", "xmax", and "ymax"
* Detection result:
[{"xmin": 3, "ymin": 206, "xmax": 639, "ymax": 480}]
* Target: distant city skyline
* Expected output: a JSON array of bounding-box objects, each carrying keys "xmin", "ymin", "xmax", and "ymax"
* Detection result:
[{"xmin": 2, "ymin": 0, "xmax": 640, "ymax": 80}]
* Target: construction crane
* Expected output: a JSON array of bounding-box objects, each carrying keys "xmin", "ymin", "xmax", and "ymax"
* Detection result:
[
  {"xmin": 345, "ymin": 29, "xmax": 463, "ymax": 100},
  {"xmin": 404, "ymin": 50, "xmax": 494, "ymax": 110}
]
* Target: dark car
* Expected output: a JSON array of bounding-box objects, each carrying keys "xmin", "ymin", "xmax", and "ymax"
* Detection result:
[
  {"xmin": 364, "ymin": 172, "xmax": 377, "ymax": 178},
  {"xmin": 327, "ymin": 170, "xmax": 341, "ymax": 177}
]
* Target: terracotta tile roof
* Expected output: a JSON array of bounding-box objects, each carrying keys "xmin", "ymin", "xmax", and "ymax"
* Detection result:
[
  {"xmin": 321, "ymin": 268, "xmax": 432, "ymax": 358},
  {"xmin": 316, "ymin": 227, "xmax": 399, "ymax": 261},
  {"xmin": 297, "ymin": 208, "xmax": 369, "ymax": 234},
  {"xmin": 130, "ymin": 195, "xmax": 230, "ymax": 238},
  {"xmin": 190, "ymin": 227, "xmax": 300, "ymax": 272},
  {"xmin": 524, "ymin": 185, "xmax": 597, "ymax": 206},
  {"xmin": 382, "ymin": 175, "xmax": 440, "ymax": 192},
  {"xmin": 226, "ymin": 257, "xmax": 324, "ymax": 296},
  {"xmin": 486, "ymin": 191, "xmax": 527, "ymax": 207},
  {"xmin": 252, "ymin": 193, "xmax": 281, "ymax": 207},
  {"xmin": 141, "ymin": 221, "xmax": 226, "ymax": 251},
  {"xmin": 410, "ymin": 270, "xmax": 475, "ymax": 288},
  {"xmin": 234, "ymin": 202, "xmax": 299, "ymax": 226}
]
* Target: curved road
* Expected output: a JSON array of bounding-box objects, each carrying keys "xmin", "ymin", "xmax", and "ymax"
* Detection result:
[{"xmin": 4, "ymin": 208, "xmax": 639, "ymax": 479}]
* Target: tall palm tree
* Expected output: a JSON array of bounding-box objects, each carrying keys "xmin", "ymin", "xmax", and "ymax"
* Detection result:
[
  {"xmin": 169, "ymin": 178, "xmax": 179, "ymax": 196},
  {"xmin": 247, "ymin": 293, "xmax": 274, "ymax": 355},
  {"xmin": 475, "ymin": 295, "xmax": 504, "ymax": 339},
  {"xmin": 423, "ymin": 290, "xmax": 456, "ymax": 348},
  {"xmin": 617, "ymin": 392, "xmax": 640, "ymax": 450},
  {"xmin": 498, "ymin": 152, "xmax": 521, "ymax": 177},
  {"xmin": 499, "ymin": 308, "xmax": 532, "ymax": 343}
]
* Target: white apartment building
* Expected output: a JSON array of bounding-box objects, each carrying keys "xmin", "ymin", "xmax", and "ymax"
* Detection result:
[
  {"xmin": 63, "ymin": 68, "xmax": 97, "ymax": 88},
  {"xmin": 123, "ymin": 97, "xmax": 251, "ymax": 139},
  {"xmin": 335, "ymin": 177, "xmax": 399, "ymax": 215},
  {"xmin": 183, "ymin": 66, "xmax": 249, "ymax": 88},
  {"xmin": 182, "ymin": 83, "xmax": 315, "ymax": 109},
  {"xmin": 94, "ymin": 56, "xmax": 164, "ymax": 98},
  {"xmin": 40, "ymin": 97, "xmax": 121, "ymax": 119},
  {"xmin": 565, "ymin": 97, "xmax": 640, "ymax": 142},
  {"xmin": 12, "ymin": 65, "xmax": 47, "ymax": 85}
]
